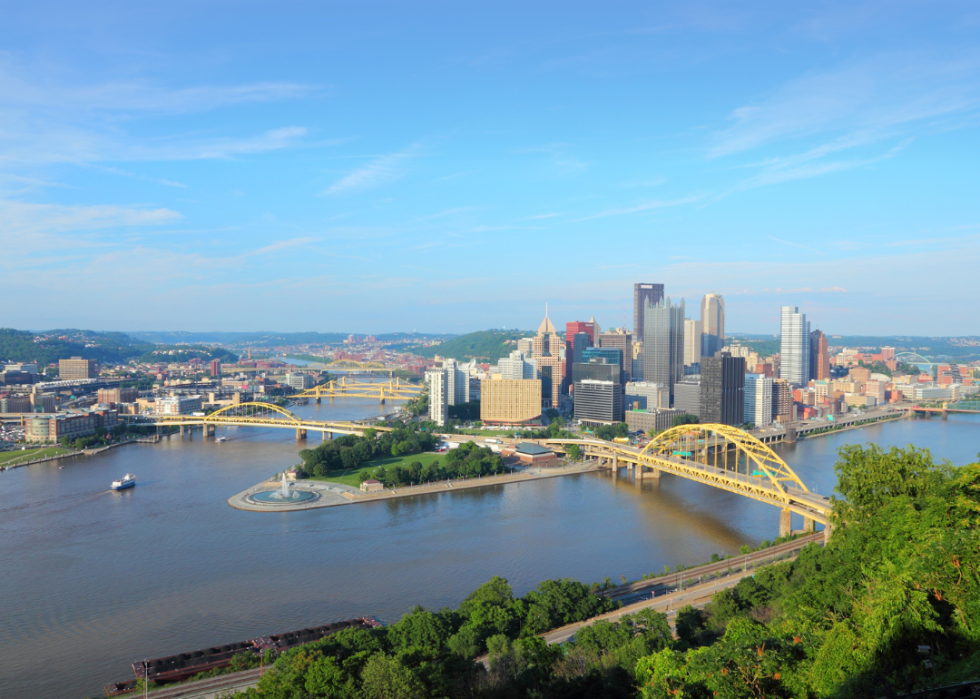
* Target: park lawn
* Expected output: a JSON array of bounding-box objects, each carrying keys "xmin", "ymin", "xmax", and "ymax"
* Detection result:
[
  {"xmin": 0, "ymin": 446, "xmax": 74, "ymax": 466},
  {"xmin": 309, "ymin": 451, "xmax": 444, "ymax": 487}
]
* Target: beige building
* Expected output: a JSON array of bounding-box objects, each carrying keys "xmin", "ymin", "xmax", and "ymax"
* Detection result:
[
  {"xmin": 480, "ymin": 377, "xmax": 542, "ymax": 425},
  {"xmin": 58, "ymin": 357, "xmax": 97, "ymax": 380},
  {"xmin": 97, "ymin": 387, "xmax": 139, "ymax": 404},
  {"xmin": 532, "ymin": 310, "xmax": 562, "ymax": 408}
]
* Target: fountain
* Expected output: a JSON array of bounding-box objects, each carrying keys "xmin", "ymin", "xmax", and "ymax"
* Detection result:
[{"xmin": 246, "ymin": 472, "xmax": 318, "ymax": 505}]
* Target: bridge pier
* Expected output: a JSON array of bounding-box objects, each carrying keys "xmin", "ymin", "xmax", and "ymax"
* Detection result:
[
  {"xmin": 803, "ymin": 517, "xmax": 815, "ymax": 533},
  {"xmin": 315, "ymin": 397, "xmax": 321, "ymax": 404},
  {"xmin": 203, "ymin": 424, "xmax": 214, "ymax": 438},
  {"xmin": 296, "ymin": 428, "xmax": 307, "ymax": 440},
  {"xmin": 179, "ymin": 426, "xmax": 185, "ymax": 438},
  {"xmin": 611, "ymin": 454, "xmax": 618, "ymax": 479},
  {"xmin": 779, "ymin": 508, "xmax": 792, "ymax": 538},
  {"xmin": 823, "ymin": 522, "xmax": 833, "ymax": 543}
]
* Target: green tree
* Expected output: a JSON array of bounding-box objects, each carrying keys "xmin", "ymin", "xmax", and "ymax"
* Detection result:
[{"xmin": 359, "ymin": 654, "xmax": 426, "ymax": 699}]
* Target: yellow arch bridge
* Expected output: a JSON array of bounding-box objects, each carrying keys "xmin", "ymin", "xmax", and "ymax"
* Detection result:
[
  {"xmin": 124, "ymin": 402, "xmax": 394, "ymax": 441},
  {"xmin": 293, "ymin": 377, "xmax": 423, "ymax": 403},
  {"xmin": 545, "ymin": 424, "xmax": 833, "ymax": 539}
]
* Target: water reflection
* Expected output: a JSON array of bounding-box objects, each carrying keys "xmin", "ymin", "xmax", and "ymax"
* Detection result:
[{"xmin": 0, "ymin": 411, "xmax": 976, "ymax": 699}]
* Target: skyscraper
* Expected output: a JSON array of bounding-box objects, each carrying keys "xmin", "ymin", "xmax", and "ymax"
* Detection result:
[
  {"xmin": 744, "ymin": 372, "xmax": 773, "ymax": 427},
  {"xmin": 700, "ymin": 293, "xmax": 725, "ymax": 358},
  {"xmin": 700, "ymin": 354, "xmax": 745, "ymax": 426},
  {"xmin": 565, "ymin": 321, "xmax": 595, "ymax": 389},
  {"xmin": 809, "ymin": 329, "xmax": 830, "ymax": 381},
  {"xmin": 633, "ymin": 283, "xmax": 664, "ymax": 341},
  {"xmin": 599, "ymin": 331, "xmax": 631, "ymax": 383},
  {"xmin": 642, "ymin": 296, "xmax": 685, "ymax": 404},
  {"xmin": 426, "ymin": 368, "xmax": 447, "ymax": 426},
  {"xmin": 498, "ymin": 350, "xmax": 537, "ymax": 380},
  {"xmin": 683, "ymin": 318, "xmax": 702, "ymax": 366},
  {"xmin": 533, "ymin": 308, "xmax": 562, "ymax": 408},
  {"xmin": 780, "ymin": 306, "xmax": 811, "ymax": 386}
]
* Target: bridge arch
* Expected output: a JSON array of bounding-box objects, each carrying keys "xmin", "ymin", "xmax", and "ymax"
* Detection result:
[
  {"xmin": 325, "ymin": 360, "xmax": 387, "ymax": 370},
  {"xmin": 893, "ymin": 352, "xmax": 936, "ymax": 366},
  {"xmin": 640, "ymin": 424, "xmax": 808, "ymax": 497},
  {"xmin": 206, "ymin": 402, "xmax": 301, "ymax": 423}
]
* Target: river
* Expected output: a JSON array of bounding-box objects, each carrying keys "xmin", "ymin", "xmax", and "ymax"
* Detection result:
[{"xmin": 1, "ymin": 402, "xmax": 977, "ymax": 699}]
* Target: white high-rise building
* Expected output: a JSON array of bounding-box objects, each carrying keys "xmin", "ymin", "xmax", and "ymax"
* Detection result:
[
  {"xmin": 780, "ymin": 306, "xmax": 811, "ymax": 386},
  {"xmin": 498, "ymin": 350, "xmax": 537, "ymax": 380},
  {"xmin": 442, "ymin": 359, "xmax": 470, "ymax": 406},
  {"xmin": 744, "ymin": 373, "xmax": 773, "ymax": 427},
  {"xmin": 426, "ymin": 369, "xmax": 447, "ymax": 426},
  {"xmin": 643, "ymin": 297, "xmax": 685, "ymax": 404},
  {"xmin": 683, "ymin": 319, "xmax": 702, "ymax": 366}
]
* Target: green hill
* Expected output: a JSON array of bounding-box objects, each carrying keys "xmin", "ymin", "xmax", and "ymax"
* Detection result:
[
  {"xmin": 138, "ymin": 345, "xmax": 238, "ymax": 364},
  {"xmin": 0, "ymin": 328, "xmax": 154, "ymax": 366},
  {"xmin": 413, "ymin": 330, "xmax": 531, "ymax": 363}
]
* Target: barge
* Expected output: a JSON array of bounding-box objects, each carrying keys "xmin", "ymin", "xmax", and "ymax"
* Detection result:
[{"xmin": 104, "ymin": 617, "xmax": 382, "ymax": 696}]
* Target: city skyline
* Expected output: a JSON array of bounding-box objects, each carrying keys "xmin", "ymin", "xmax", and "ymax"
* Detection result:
[{"xmin": 3, "ymin": 3, "xmax": 980, "ymax": 334}]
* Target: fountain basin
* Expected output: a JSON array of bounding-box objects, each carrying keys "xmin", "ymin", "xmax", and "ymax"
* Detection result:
[{"xmin": 246, "ymin": 489, "xmax": 319, "ymax": 505}]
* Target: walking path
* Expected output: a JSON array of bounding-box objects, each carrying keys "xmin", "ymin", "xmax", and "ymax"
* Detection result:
[{"xmin": 228, "ymin": 461, "xmax": 603, "ymax": 512}]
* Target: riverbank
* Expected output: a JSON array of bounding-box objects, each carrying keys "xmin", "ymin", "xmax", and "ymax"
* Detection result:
[
  {"xmin": 228, "ymin": 460, "xmax": 604, "ymax": 512},
  {"xmin": 793, "ymin": 411, "xmax": 906, "ymax": 441}
]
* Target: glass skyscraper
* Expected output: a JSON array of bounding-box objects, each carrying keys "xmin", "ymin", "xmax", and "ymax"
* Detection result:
[
  {"xmin": 642, "ymin": 296, "xmax": 685, "ymax": 404},
  {"xmin": 780, "ymin": 306, "xmax": 811, "ymax": 386}
]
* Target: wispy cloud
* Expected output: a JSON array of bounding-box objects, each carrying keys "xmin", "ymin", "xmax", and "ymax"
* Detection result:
[
  {"xmin": 767, "ymin": 235, "xmax": 825, "ymax": 254},
  {"xmin": 571, "ymin": 195, "xmax": 703, "ymax": 222},
  {"xmin": 0, "ymin": 58, "xmax": 318, "ymax": 114},
  {"xmin": 321, "ymin": 145, "xmax": 420, "ymax": 197},
  {"xmin": 710, "ymin": 52, "xmax": 980, "ymax": 158}
]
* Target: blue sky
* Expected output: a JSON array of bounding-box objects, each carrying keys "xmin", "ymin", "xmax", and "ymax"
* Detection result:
[{"xmin": 2, "ymin": 1, "xmax": 979, "ymax": 336}]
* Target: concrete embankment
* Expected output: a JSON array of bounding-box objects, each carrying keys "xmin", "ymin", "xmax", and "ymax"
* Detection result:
[{"xmin": 228, "ymin": 461, "xmax": 604, "ymax": 513}]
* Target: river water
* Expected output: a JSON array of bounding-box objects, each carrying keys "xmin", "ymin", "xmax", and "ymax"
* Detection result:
[{"xmin": 1, "ymin": 402, "xmax": 977, "ymax": 699}]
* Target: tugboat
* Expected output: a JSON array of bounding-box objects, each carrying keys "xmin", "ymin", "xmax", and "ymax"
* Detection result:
[{"xmin": 111, "ymin": 473, "xmax": 136, "ymax": 490}]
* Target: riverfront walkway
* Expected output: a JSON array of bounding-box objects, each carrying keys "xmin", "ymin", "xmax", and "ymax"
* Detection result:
[{"xmin": 228, "ymin": 461, "xmax": 604, "ymax": 512}]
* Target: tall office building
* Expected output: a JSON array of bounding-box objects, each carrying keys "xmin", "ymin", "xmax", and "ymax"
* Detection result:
[
  {"xmin": 573, "ymin": 380, "xmax": 623, "ymax": 425},
  {"xmin": 744, "ymin": 373, "xmax": 773, "ymax": 428},
  {"xmin": 599, "ymin": 331, "xmax": 632, "ymax": 383},
  {"xmin": 771, "ymin": 379, "xmax": 793, "ymax": 423},
  {"xmin": 565, "ymin": 321, "xmax": 595, "ymax": 389},
  {"xmin": 683, "ymin": 319, "xmax": 702, "ymax": 366},
  {"xmin": 533, "ymin": 309, "xmax": 562, "ymax": 408},
  {"xmin": 583, "ymin": 347, "xmax": 623, "ymax": 382},
  {"xmin": 700, "ymin": 294, "xmax": 725, "ymax": 358},
  {"xmin": 780, "ymin": 306, "xmax": 811, "ymax": 386},
  {"xmin": 633, "ymin": 283, "xmax": 664, "ymax": 341},
  {"xmin": 642, "ymin": 296, "xmax": 685, "ymax": 404},
  {"xmin": 426, "ymin": 368, "xmax": 447, "ymax": 426},
  {"xmin": 517, "ymin": 338, "xmax": 534, "ymax": 357},
  {"xmin": 210, "ymin": 359, "xmax": 222, "ymax": 377},
  {"xmin": 480, "ymin": 378, "xmax": 542, "ymax": 425},
  {"xmin": 442, "ymin": 358, "xmax": 470, "ymax": 406},
  {"xmin": 498, "ymin": 350, "xmax": 537, "ymax": 380},
  {"xmin": 700, "ymin": 354, "xmax": 745, "ymax": 426},
  {"xmin": 572, "ymin": 357, "xmax": 621, "ymax": 384},
  {"xmin": 674, "ymin": 376, "xmax": 701, "ymax": 418},
  {"xmin": 809, "ymin": 329, "xmax": 830, "ymax": 381},
  {"xmin": 58, "ymin": 357, "xmax": 96, "ymax": 380}
]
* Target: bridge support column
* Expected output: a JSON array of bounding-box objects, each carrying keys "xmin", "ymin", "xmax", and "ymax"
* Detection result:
[
  {"xmin": 179, "ymin": 426, "xmax": 185, "ymax": 437},
  {"xmin": 636, "ymin": 464, "xmax": 645, "ymax": 480},
  {"xmin": 203, "ymin": 424, "xmax": 214, "ymax": 438},
  {"xmin": 315, "ymin": 397, "xmax": 321, "ymax": 404},
  {"xmin": 611, "ymin": 454, "xmax": 618, "ymax": 479},
  {"xmin": 823, "ymin": 522, "xmax": 834, "ymax": 543},
  {"xmin": 803, "ymin": 517, "xmax": 815, "ymax": 533},
  {"xmin": 296, "ymin": 428, "xmax": 307, "ymax": 440},
  {"xmin": 779, "ymin": 508, "xmax": 792, "ymax": 538},
  {"xmin": 649, "ymin": 467, "xmax": 660, "ymax": 481}
]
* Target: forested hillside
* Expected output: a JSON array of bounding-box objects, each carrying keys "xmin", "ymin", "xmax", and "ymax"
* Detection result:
[
  {"xmin": 413, "ymin": 330, "xmax": 531, "ymax": 363},
  {"xmin": 229, "ymin": 443, "xmax": 980, "ymax": 699},
  {"xmin": 138, "ymin": 345, "xmax": 238, "ymax": 364},
  {"xmin": 0, "ymin": 328, "xmax": 154, "ymax": 365}
]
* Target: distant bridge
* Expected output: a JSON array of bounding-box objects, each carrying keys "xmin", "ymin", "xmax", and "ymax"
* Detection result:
[
  {"xmin": 912, "ymin": 401, "xmax": 980, "ymax": 417},
  {"xmin": 546, "ymin": 424, "xmax": 833, "ymax": 538},
  {"xmin": 124, "ymin": 402, "xmax": 394, "ymax": 440},
  {"xmin": 293, "ymin": 377, "xmax": 423, "ymax": 403},
  {"xmin": 894, "ymin": 352, "xmax": 941, "ymax": 367}
]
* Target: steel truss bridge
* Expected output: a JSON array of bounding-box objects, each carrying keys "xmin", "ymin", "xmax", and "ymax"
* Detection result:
[
  {"xmin": 123, "ymin": 402, "xmax": 394, "ymax": 440},
  {"xmin": 292, "ymin": 377, "xmax": 423, "ymax": 403},
  {"xmin": 546, "ymin": 424, "xmax": 833, "ymax": 538}
]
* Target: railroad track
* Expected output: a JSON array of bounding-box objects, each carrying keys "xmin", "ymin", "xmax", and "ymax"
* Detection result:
[{"xmin": 139, "ymin": 668, "xmax": 263, "ymax": 699}]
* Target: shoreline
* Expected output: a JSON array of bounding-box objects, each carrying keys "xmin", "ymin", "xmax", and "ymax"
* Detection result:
[{"xmin": 228, "ymin": 461, "xmax": 604, "ymax": 512}]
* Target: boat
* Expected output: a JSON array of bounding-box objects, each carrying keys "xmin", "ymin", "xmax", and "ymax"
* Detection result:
[
  {"xmin": 111, "ymin": 473, "xmax": 136, "ymax": 490},
  {"xmin": 216, "ymin": 437, "xmax": 227, "ymax": 443}
]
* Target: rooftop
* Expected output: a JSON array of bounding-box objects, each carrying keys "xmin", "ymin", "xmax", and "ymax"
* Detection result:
[{"xmin": 515, "ymin": 442, "xmax": 552, "ymax": 455}]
